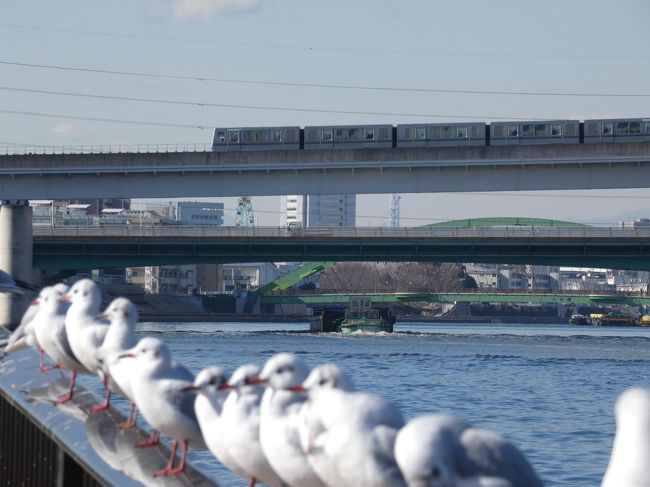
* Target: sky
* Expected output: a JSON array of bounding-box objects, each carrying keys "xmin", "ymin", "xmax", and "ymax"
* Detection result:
[{"xmin": 1, "ymin": 0, "xmax": 650, "ymax": 226}]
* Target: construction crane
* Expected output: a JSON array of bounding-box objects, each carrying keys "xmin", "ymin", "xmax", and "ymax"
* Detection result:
[{"xmin": 235, "ymin": 196, "xmax": 255, "ymax": 227}]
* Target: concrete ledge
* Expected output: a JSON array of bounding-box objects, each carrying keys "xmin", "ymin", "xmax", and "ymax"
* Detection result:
[{"xmin": 0, "ymin": 328, "xmax": 220, "ymax": 487}]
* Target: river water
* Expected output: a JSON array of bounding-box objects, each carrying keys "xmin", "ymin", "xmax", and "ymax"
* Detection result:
[{"xmin": 121, "ymin": 321, "xmax": 650, "ymax": 486}]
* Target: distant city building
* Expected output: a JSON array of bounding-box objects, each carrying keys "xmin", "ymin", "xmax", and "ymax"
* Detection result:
[
  {"xmin": 222, "ymin": 263, "xmax": 279, "ymax": 294},
  {"xmin": 282, "ymin": 194, "xmax": 355, "ymax": 227},
  {"xmin": 177, "ymin": 201, "xmax": 224, "ymax": 225}
]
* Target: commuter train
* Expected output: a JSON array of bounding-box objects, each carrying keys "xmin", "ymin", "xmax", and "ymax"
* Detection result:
[{"xmin": 212, "ymin": 118, "xmax": 650, "ymax": 151}]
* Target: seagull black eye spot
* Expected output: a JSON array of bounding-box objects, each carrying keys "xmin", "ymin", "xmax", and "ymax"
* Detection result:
[
  {"xmin": 286, "ymin": 365, "xmax": 294, "ymax": 373},
  {"xmin": 319, "ymin": 378, "xmax": 328, "ymax": 386}
]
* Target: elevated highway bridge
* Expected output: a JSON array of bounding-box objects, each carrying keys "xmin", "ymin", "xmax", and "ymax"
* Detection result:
[{"xmin": 32, "ymin": 224, "xmax": 650, "ymax": 271}]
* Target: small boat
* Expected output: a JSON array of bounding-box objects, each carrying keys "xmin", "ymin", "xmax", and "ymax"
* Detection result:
[
  {"xmin": 337, "ymin": 298, "xmax": 394, "ymax": 334},
  {"xmin": 568, "ymin": 314, "xmax": 590, "ymax": 326}
]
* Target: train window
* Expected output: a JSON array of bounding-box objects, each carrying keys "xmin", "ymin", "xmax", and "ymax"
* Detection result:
[
  {"xmin": 349, "ymin": 128, "xmax": 362, "ymax": 141},
  {"xmin": 602, "ymin": 123, "xmax": 613, "ymax": 135},
  {"xmin": 535, "ymin": 124, "xmax": 546, "ymax": 136},
  {"xmin": 404, "ymin": 127, "xmax": 415, "ymax": 140},
  {"xmin": 457, "ymin": 126, "xmax": 468, "ymax": 138},
  {"xmin": 492, "ymin": 125, "xmax": 505, "ymax": 138},
  {"xmin": 427, "ymin": 126, "xmax": 442, "ymax": 139},
  {"xmin": 630, "ymin": 122, "xmax": 641, "ymax": 134},
  {"xmin": 271, "ymin": 130, "xmax": 283, "ymax": 143},
  {"xmin": 564, "ymin": 124, "xmax": 576, "ymax": 136},
  {"xmin": 441, "ymin": 126, "xmax": 453, "ymax": 139},
  {"xmin": 365, "ymin": 128, "xmax": 375, "ymax": 141},
  {"xmin": 646, "ymin": 121, "xmax": 650, "ymax": 133},
  {"xmin": 256, "ymin": 130, "xmax": 268, "ymax": 143},
  {"xmin": 508, "ymin": 125, "xmax": 519, "ymax": 137},
  {"xmin": 322, "ymin": 129, "xmax": 333, "ymax": 142},
  {"xmin": 243, "ymin": 130, "xmax": 255, "ymax": 143},
  {"xmin": 306, "ymin": 129, "xmax": 319, "ymax": 143},
  {"xmin": 615, "ymin": 122, "xmax": 629, "ymax": 134},
  {"xmin": 378, "ymin": 127, "xmax": 391, "ymax": 140},
  {"xmin": 470, "ymin": 126, "xmax": 479, "ymax": 138},
  {"xmin": 523, "ymin": 125, "xmax": 534, "ymax": 137},
  {"xmin": 216, "ymin": 130, "xmax": 226, "ymax": 143},
  {"xmin": 551, "ymin": 124, "xmax": 562, "ymax": 136},
  {"xmin": 415, "ymin": 127, "xmax": 426, "ymax": 140},
  {"xmin": 585, "ymin": 123, "xmax": 598, "ymax": 136},
  {"xmin": 228, "ymin": 131, "xmax": 240, "ymax": 143},
  {"xmin": 336, "ymin": 129, "xmax": 349, "ymax": 141},
  {"xmin": 284, "ymin": 130, "xmax": 297, "ymax": 143}
]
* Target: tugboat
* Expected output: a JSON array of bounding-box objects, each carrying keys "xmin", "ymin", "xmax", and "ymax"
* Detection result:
[
  {"xmin": 568, "ymin": 314, "xmax": 590, "ymax": 326},
  {"xmin": 337, "ymin": 297, "xmax": 394, "ymax": 334}
]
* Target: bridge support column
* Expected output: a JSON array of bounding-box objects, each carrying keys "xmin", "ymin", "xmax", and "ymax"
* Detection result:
[{"xmin": 0, "ymin": 200, "xmax": 33, "ymax": 328}]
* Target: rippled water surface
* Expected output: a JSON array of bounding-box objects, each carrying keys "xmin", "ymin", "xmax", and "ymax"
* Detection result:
[{"xmin": 124, "ymin": 322, "xmax": 650, "ymax": 486}]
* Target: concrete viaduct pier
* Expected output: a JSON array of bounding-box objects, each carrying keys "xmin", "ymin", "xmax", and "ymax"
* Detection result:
[{"xmin": 0, "ymin": 201, "xmax": 33, "ymax": 327}]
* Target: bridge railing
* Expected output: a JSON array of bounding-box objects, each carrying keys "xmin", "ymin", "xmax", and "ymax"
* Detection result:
[
  {"xmin": 31, "ymin": 224, "xmax": 650, "ymax": 240},
  {"xmin": 0, "ymin": 143, "xmax": 212, "ymax": 155}
]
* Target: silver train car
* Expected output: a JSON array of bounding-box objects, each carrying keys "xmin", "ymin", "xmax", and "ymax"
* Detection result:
[
  {"xmin": 396, "ymin": 123, "xmax": 486, "ymax": 147},
  {"xmin": 212, "ymin": 126, "xmax": 300, "ymax": 151},
  {"xmin": 583, "ymin": 118, "xmax": 650, "ymax": 143},
  {"xmin": 211, "ymin": 118, "xmax": 650, "ymax": 152},
  {"xmin": 304, "ymin": 125, "xmax": 393, "ymax": 150},
  {"xmin": 490, "ymin": 120, "xmax": 580, "ymax": 145}
]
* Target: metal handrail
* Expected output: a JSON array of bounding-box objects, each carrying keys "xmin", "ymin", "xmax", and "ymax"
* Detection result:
[
  {"xmin": 31, "ymin": 224, "xmax": 650, "ymax": 239},
  {"xmin": 0, "ymin": 143, "xmax": 212, "ymax": 155}
]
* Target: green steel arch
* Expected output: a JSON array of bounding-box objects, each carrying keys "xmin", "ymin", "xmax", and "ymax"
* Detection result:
[{"xmin": 424, "ymin": 217, "xmax": 592, "ymax": 229}]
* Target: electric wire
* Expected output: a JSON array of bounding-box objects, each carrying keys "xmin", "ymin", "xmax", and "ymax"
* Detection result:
[{"xmin": 1, "ymin": 60, "xmax": 647, "ymax": 98}]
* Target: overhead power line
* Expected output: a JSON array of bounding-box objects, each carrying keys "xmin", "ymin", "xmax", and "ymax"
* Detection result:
[
  {"xmin": 1, "ymin": 23, "xmax": 649, "ymax": 61},
  {"xmin": 0, "ymin": 109, "xmax": 206, "ymax": 129},
  {"xmin": 0, "ymin": 87, "xmax": 553, "ymax": 121},
  {"xmin": 1, "ymin": 60, "xmax": 648, "ymax": 98}
]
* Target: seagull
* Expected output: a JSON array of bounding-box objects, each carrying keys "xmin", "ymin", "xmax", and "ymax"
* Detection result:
[
  {"xmin": 299, "ymin": 363, "xmax": 406, "ymax": 487},
  {"xmin": 117, "ymin": 337, "xmax": 206, "ymax": 477},
  {"xmin": 258, "ymin": 352, "xmax": 328, "ymax": 487},
  {"xmin": 1, "ymin": 283, "xmax": 69, "ymax": 365},
  {"xmin": 31, "ymin": 286, "xmax": 84, "ymax": 376},
  {"xmin": 220, "ymin": 363, "xmax": 284, "ymax": 487},
  {"xmin": 0, "ymin": 269, "xmax": 25, "ymax": 295},
  {"xmin": 601, "ymin": 387, "xmax": 650, "ymax": 487},
  {"xmin": 183, "ymin": 366, "xmax": 250, "ymax": 481},
  {"xmin": 394, "ymin": 414, "xmax": 543, "ymax": 487},
  {"xmin": 94, "ymin": 297, "xmax": 139, "ymax": 416},
  {"xmin": 60, "ymin": 279, "xmax": 109, "ymax": 407}
]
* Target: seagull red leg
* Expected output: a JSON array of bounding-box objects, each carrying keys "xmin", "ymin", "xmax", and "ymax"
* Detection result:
[
  {"xmin": 53, "ymin": 370, "xmax": 76, "ymax": 405},
  {"xmin": 89, "ymin": 375, "xmax": 111, "ymax": 413},
  {"xmin": 138, "ymin": 430, "xmax": 160, "ymax": 448},
  {"xmin": 165, "ymin": 440, "xmax": 189, "ymax": 476},
  {"xmin": 153, "ymin": 439, "xmax": 179, "ymax": 477}
]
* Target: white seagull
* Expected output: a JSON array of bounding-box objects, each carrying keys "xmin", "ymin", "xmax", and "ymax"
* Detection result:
[
  {"xmin": 118, "ymin": 337, "xmax": 206, "ymax": 477},
  {"xmin": 258, "ymin": 352, "xmax": 328, "ymax": 487},
  {"xmin": 60, "ymin": 279, "xmax": 109, "ymax": 407},
  {"xmin": 184, "ymin": 366, "xmax": 250, "ymax": 481},
  {"xmin": 31, "ymin": 286, "xmax": 84, "ymax": 376},
  {"xmin": 0, "ymin": 283, "xmax": 67, "ymax": 361},
  {"xmin": 94, "ymin": 297, "xmax": 139, "ymax": 417},
  {"xmin": 220, "ymin": 363, "xmax": 284, "ymax": 487},
  {"xmin": 394, "ymin": 414, "xmax": 543, "ymax": 487},
  {"xmin": 299, "ymin": 363, "xmax": 406, "ymax": 487},
  {"xmin": 601, "ymin": 387, "xmax": 650, "ymax": 487}
]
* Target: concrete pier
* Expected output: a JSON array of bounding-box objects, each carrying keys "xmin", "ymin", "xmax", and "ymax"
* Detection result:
[{"xmin": 0, "ymin": 200, "xmax": 34, "ymax": 328}]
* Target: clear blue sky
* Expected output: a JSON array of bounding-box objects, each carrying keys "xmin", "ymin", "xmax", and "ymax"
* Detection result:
[{"xmin": 1, "ymin": 0, "xmax": 649, "ymax": 225}]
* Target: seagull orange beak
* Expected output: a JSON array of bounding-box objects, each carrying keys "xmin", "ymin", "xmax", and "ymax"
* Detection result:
[
  {"xmin": 181, "ymin": 385, "xmax": 199, "ymax": 393},
  {"xmin": 58, "ymin": 295, "xmax": 71, "ymax": 303},
  {"xmin": 31, "ymin": 298, "xmax": 39, "ymax": 306},
  {"xmin": 246, "ymin": 376, "xmax": 266, "ymax": 386},
  {"xmin": 287, "ymin": 384, "xmax": 307, "ymax": 393},
  {"xmin": 117, "ymin": 352, "xmax": 135, "ymax": 360}
]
